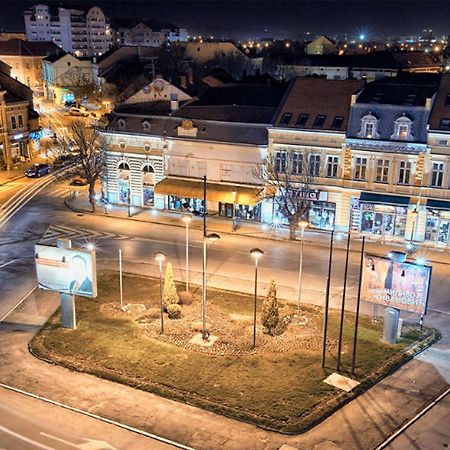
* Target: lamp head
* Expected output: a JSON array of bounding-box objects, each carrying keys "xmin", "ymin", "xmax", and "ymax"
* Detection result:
[
  {"xmin": 154, "ymin": 252, "xmax": 166, "ymax": 263},
  {"xmin": 298, "ymin": 219, "xmax": 308, "ymax": 230},
  {"xmin": 206, "ymin": 232, "xmax": 220, "ymax": 243},
  {"xmin": 250, "ymin": 247, "xmax": 264, "ymax": 261},
  {"xmin": 181, "ymin": 215, "xmax": 192, "ymax": 225}
]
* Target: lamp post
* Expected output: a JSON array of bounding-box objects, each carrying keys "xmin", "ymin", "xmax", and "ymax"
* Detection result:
[
  {"xmin": 296, "ymin": 219, "xmax": 309, "ymax": 315},
  {"xmin": 181, "ymin": 215, "xmax": 192, "ymax": 291},
  {"xmin": 250, "ymin": 248, "xmax": 264, "ymax": 349},
  {"xmin": 154, "ymin": 252, "xmax": 166, "ymax": 334},
  {"xmin": 202, "ymin": 232, "xmax": 220, "ymax": 340},
  {"xmin": 119, "ymin": 249, "xmax": 124, "ymax": 310},
  {"xmin": 321, "ymin": 230, "xmax": 334, "ymax": 368}
]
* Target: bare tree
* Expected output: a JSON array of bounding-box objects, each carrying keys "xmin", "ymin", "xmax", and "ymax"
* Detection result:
[
  {"xmin": 255, "ymin": 150, "xmax": 318, "ymax": 239},
  {"xmin": 54, "ymin": 120, "xmax": 107, "ymax": 212}
]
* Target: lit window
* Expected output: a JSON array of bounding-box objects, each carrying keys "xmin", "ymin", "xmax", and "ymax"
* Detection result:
[
  {"xmin": 358, "ymin": 113, "xmax": 379, "ymax": 139},
  {"xmin": 326, "ymin": 156, "xmax": 339, "ymax": 177},
  {"xmin": 354, "ymin": 157, "xmax": 367, "ymax": 180},
  {"xmin": 376, "ymin": 159, "xmax": 390, "ymax": 183},
  {"xmin": 398, "ymin": 161, "xmax": 411, "ymax": 184},
  {"xmin": 431, "ymin": 162, "xmax": 444, "ymax": 187}
]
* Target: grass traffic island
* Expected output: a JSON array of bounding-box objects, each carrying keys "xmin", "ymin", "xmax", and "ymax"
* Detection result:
[{"xmin": 30, "ymin": 271, "xmax": 438, "ymax": 433}]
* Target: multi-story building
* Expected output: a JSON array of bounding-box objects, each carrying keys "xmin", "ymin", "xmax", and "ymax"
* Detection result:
[
  {"xmin": 0, "ymin": 65, "xmax": 40, "ymax": 169},
  {"xmin": 102, "ymin": 83, "xmax": 286, "ymax": 218},
  {"xmin": 42, "ymin": 53, "xmax": 98, "ymax": 104},
  {"xmin": 24, "ymin": 4, "xmax": 112, "ymax": 57},
  {"xmin": 111, "ymin": 19, "xmax": 188, "ymax": 47},
  {"xmin": 0, "ymin": 39, "xmax": 62, "ymax": 95}
]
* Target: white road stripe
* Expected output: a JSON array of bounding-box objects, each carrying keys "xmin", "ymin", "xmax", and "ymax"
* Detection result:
[{"xmin": 0, "ymin": 424, "xmax": 56, "ymax": 450}]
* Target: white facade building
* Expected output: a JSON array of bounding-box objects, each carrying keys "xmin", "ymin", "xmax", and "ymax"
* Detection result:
[{"xmin": 24, "ymin": 4, "xmax": 112, "ymax": 57}]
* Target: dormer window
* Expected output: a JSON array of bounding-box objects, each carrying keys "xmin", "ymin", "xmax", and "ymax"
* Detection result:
[
  {"xmin": 391, "ymin": 114, "xmax": 413, "ymax": 141},
  {"xmin": 117, "ymin": 118, "xmax": 125, "ymax": 129},
  {"xmin": 358, "ymin": 113, "xmax": 379, "ymax": 139},
  {"xmin": 142, "ymin": 120, "xmax": 150, "ymax": 131}
]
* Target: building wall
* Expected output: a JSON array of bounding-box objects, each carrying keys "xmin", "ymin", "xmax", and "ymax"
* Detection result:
[{"xmin": 0, "ymin": 55, "xmax": 44, "ymax": 91}]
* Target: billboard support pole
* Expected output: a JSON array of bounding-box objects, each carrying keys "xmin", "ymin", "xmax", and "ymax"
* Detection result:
[
  {"xmin": 321, "ymin": 230, "xmax": 334, "ymax": 368},
  {"xmin": 56, "ymin": 238, "xmax": 76, "ymax": 329},
  {"xmin": 351, "ymin": 236, "xmax": 365, "ymax": 376},
  {"xmin": 336, "ymin": 231, "xmax": 351, "ymax": 373}
]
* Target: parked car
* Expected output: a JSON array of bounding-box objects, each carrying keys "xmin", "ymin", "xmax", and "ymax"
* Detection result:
[
  {"xmin": 53, "ymin": 154, "xmax": 75, "ymax": 168},
  {"xmin": 25, "ymin": 163, "xmax": 50, "ymax": 178},
  {"xmin": 70, "ymin": 177, "xmax": 88, "ymax": 186},
  {"xmin": 65, "ymin": 100, "xmax": 76, "ymax": 108},
  {"xmin": 68, "ymin": 107, "xmax": 88, "ymax": 117}
]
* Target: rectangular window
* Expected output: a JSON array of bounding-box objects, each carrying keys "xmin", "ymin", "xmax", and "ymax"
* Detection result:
[
  {"xmin": 398, "ymin": 161, "xmax": 411, "ymax": 184},
  {"xmin": 354, "ymin": 157, "xmax": 367, "ymax": 180},
  {"xmin": 376, "ymin": 159, "xmax": 390, "ymax": 183},
  {"xmin": 431, "ymin": 162, "xmax": 444, "ymax": 187},
  {"xmin": 309, "ymin": 154, "xmax": 321, "ymax": 176},
  {"xmin": 295, "ymin": 114, "xmax": 309, "ymax": 127},
  {"xmin": 18, "ymin": 114, "xmax": 23, "ymax": 128},
  {"xmin": 365, "ymin": 123, "xmax": 374, "ymax": 138},
  {"xmin": 292, "ymin": 152, "xmax": 303, "ymax": 174},
  {"xmin": 445, "ymin": 94, "xmax": 450, "ymax": 106},
  {"xmin": 279, "ymin": 113, "xmax": 292, "ymax": 126},
  {"xmin": 398, "ymin": 124, "xmax": 408, "ymax": 140},
  {"xmin": 11, "ymin": 116, "xmax": 17, "ymax": 129},
  {"xmin": 313, "ymin": 115, "xmax": 326, "ymax": 128},
  {"xmin": 326, "ymin": 156, "xmax": 339, "ymax": 177},
  {"xmin": 438, "ymin": 139, "xmax": 448, "ymax": 146},
  {"xmin": 331, "ymin": 116, "xmax": 344, "ymax": 130},
  {"xmin": 275, "ymin": 151, "xmax": 287, "ymax": 172},
  {"xmin": 439, "ymin": 118, "xmax": 450, "ymax": 130}
]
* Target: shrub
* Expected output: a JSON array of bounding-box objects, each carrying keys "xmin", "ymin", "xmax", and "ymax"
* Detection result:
[
  {"xmin": 163, "ymin": 262, "xmax": 179, "ymax": 310},
  {"xmin": 167, "ymin": 304, "xmax": 182, "ymax": 319},
  {"xmin": 179, "ymin": 291, "xmax": 194, "ymax": 305},
  {"xmin": 261, "ymin": 278, "xmax": 279, "ymax": 335}
]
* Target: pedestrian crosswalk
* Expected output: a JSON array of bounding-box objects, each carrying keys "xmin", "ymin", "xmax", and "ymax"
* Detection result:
[{"xmin": 40, "ymin": 224, "xmax": 129, "ymax": 244}]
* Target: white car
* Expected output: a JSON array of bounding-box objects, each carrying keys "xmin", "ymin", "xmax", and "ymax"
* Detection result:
[{"xmin": 68, "ymin": 107, "xmax": 88, "ymax": 117}]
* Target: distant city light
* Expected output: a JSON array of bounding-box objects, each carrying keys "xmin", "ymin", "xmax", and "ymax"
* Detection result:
[{"xmin": 359, "ymin": 34, "xmax": 365, "ymax": 40}]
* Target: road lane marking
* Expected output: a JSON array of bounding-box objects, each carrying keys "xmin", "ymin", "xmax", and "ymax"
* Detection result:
[
  {"xmin": 0, "ymin": 285, "xmax": 37, "ymax": 324},
  {"xmin": 0, "ymin": 424, "xmax": 56, "ymax": 450},
  {"xmin": 375, "ymin": 387, "xmax": 450, "ymax": 449},
  {"xmin": 0, "ymin": 384, "xmax": 195, "ymax": 450},
  {"xmin": 40, "ymin": 432, "xmax": 119, "ymax": 450}
]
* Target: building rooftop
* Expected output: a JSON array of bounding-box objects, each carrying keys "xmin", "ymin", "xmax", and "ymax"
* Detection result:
[
  {"xmin": 0, "ymin": 39, "xmax": 63, "ymax": 57},
  {"xmin": 429, "ymin": 74, "xmax": 450, "ymax": 131},
  {"xmin": 274, "ymin": 77, "xmax": 365, "ymax": 130}
]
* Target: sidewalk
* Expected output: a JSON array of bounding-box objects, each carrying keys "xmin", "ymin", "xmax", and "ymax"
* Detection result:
[
  {"xmin": 67, "ymin": 191, "xmax": 450, "ymax": 266},
  {"xmin": 0, "ymin": 154, "xmax": 49, "ymax": 186},
  {"xmin": 0, "ymin": 282, "xmax": 448, "ymax": 450}
]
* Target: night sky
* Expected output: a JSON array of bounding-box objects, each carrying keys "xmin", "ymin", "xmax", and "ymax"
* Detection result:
[{"xmin": 1, "ymin": 0, "xmax": 449, "ymax": 41}]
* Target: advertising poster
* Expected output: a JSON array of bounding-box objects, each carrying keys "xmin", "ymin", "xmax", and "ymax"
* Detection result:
[
  {"xmin": 361, "ymin": 254, "xmax": 431, "ymax": 314},
  {"xmin": 35, "ymin": 244, "xmax": 97, "ymax": 298}
]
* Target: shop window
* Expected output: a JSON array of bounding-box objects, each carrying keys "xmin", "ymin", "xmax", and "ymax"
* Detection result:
[
  {"xmin": 430, "ymin": 162, "xmax": 444, "ymax": 187},
  {"xmin": 313, "ymin": 115, "xmax": 326, "ymax": 128},
  {"xmin": 292, "ymin": 152, "xmax": 303, "ymax": 174},
  {"xmin": 309, "ymin": 154, "xmax": 321, "ymax": 176},
  {"xmin": 358, "ymin": 203, "xmax": 407, "ymax": 237},
  {"xmin": 425, "ymin": 209, "xmax": 450, "ymax": 244},
  {"xmin": 326, "ymin": 156, "xmax": 339, "ymax": 178},
  {"xmin": 398, "ymin": 161, "xmax": 411, "ymax": 184},
  {"xmin": 279, "ymin": 113, "xmax": 292, "ymax": 126},
  {"xmin": 295, "ymin": 114, "xmax": 309, "ymax": 127},
  {"xmin": 354, "ymin": 157, "xmax": 367, "ymax": 181},
  {"xmin": 219, "ymin": 202, "xmax": 261, "ymax": 221},
  {"xmin": 275, "ymin": 151, "xmax": 287, "ymax": 172},
  {"xmin": 331, "ymin": 116, "xmax": 344, "ymax": 130},
  {"xmin": 308, "ymin": 202, "xmax": 335, "ymax": 231},
  {"xmin": 376, "ymin": 159, "xmax": 390, "ymax": 183},
  {"xmin": 142, "ymin": 165, "xmax": 155, "ymax": 205},
  {"xmin": 358, "ymin": 113, "xmax": 379, "ymax": 139},
  {"xmin": 117, "ymin": 162, "xmax": 130, "ymax": 204}
]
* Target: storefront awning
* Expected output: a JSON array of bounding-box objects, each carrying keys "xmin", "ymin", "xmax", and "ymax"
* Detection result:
[
  {"xmin": 427, "ymin": 199, "xmax": 450, "ymax": 210},
  {"xmin": 359, "ymin": 192, "xmax": 410, "ymax": 206},
  {"xmin": 154, "ymin": 178, "xmax": 263, "ymax": 206}
]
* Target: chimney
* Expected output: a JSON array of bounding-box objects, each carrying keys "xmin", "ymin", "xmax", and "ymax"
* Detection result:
[{"xmin": 171, "ymin": 100, "xmax": 179, "ymax": 111}]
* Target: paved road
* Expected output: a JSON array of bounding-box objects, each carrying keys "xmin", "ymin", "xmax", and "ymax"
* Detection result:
[{"xmin": 0, "ymin": 387, "xmax": 178, "ymax": 450}]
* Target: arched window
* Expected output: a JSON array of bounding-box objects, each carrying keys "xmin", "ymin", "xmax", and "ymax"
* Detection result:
[
  {"xmin": 358, "ymin": 113, "xmax": 379, "ymax": 139},
  {"xmin": 117, "ymin": 118, "xmax": 125, "ymax": 129},
  {"xmin": 391, "ymin": 114, "xmax": 413, "ymax": 141},
  {"xmin": 142, "ymin": 120, "xmax": 150, "ymax": 131},
  {"xmin": 142, "ymin": 165, "xmax": 155, "ymax": 205},
  {"xmin": 117, "ymin": 162, "xmax": 130, "ymax": 204}
]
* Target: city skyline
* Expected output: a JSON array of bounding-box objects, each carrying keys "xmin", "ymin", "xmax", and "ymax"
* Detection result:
[{"xmin": 1, "ymin": 0, "xmax": 450, "ymax": 40}]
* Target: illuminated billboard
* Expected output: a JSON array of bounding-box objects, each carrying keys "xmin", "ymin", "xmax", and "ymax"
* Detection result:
[
  {"xmin": 361, "ymin": 254, "xmax": 431, "ymax": 314},
  {"xmin": 35, "ymin": 244, "xmax": 97, "ymax": 298}
]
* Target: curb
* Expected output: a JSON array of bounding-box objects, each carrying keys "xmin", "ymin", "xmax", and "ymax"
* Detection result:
[
  {"xmin": 64, "ymin": 196, "xmax": 450, "ymax": 262},
  {"xmin": 0, "ymin": 174, "xmax": 25, "ymax": 186}
]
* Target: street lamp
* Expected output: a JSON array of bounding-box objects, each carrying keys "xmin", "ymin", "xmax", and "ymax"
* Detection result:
[
  {"xmin": 296, "ymin": 219, "xmax": 309, "ymax": 315},
  {"xmin": 154, "ymin": 252, "xmax": 166, "ymax": 334},
  {"xmin": 181, "ymin": 215, "xmax": 192, "ymax": 291},
  {"xmin": 250, "ymin": 248, "xmax": 264, "ymax": 349},
  {"xmin": 201, "ymin": 232, "xmax": 221, "ymax": 340}
]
